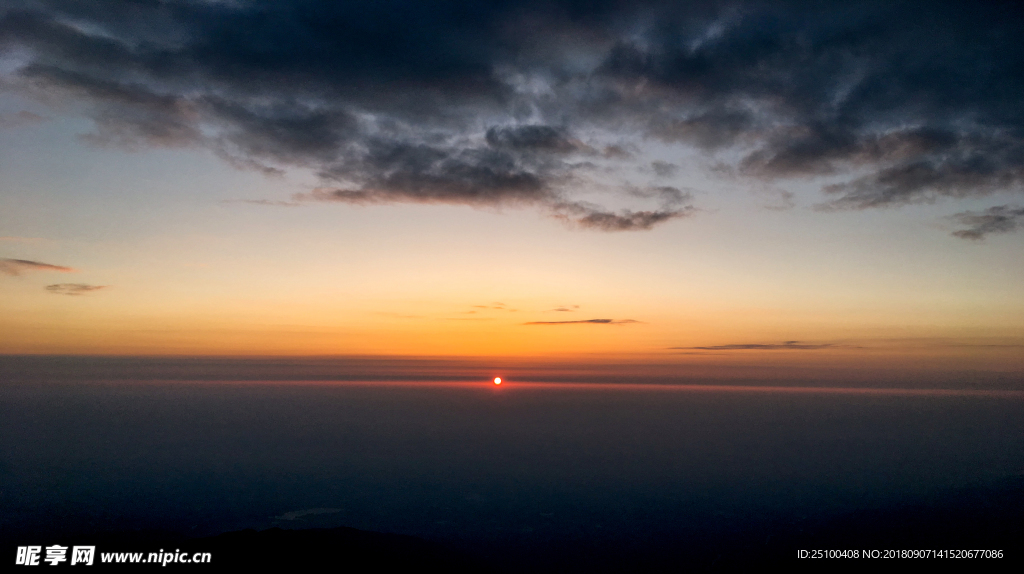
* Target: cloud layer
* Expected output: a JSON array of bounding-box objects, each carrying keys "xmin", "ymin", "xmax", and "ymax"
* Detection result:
[{"xmin": 3, "ymin": 1, "xmax": 1023, "ymax": 230}]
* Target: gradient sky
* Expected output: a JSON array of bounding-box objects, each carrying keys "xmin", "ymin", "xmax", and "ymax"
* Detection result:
[{"xmin": 0, "ymin": 1, "xmax": 1022, "ymax": 376}]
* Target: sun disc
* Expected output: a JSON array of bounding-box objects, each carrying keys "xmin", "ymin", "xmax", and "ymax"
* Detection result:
[{"xmin": 494, "ymin": 377, "xmax": 502, "ymax": 385}]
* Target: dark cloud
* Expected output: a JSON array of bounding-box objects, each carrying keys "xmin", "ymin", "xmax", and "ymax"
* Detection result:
[
  {"xmin": 949, "ymin": 205, "xmax": 1024, "ymax": 240},
  {"xmin": 651, "ymin": 110, "xmax": 756, "ymax": 150},
  {"xmin": 4, "ymin": 1, "xmax": 1023, "ymax": 230},
  {"xmin": 485, "ymin": 125, "xmax": 587, "ymax": 154},
  {"xmin": 45, "ymin": 283, "xmax": 108, "ymax": 296},
  {"xmin": 525, "ymin": 319, "xmax": 641, "ymax": 325},
  {"xmin": 673, "ymin": 341, "xmax": 834, "ymax": 351},
  {"xmin": 0, "ymin": 258, "xmax": 75, "ymax": 276},
  {"xmin": 304, "ymin": 138, "xmax": 556, "ymax": 207},
  {"xmin": 816, "ymin": 135, "xmax": 1024, "ymax": 210}
]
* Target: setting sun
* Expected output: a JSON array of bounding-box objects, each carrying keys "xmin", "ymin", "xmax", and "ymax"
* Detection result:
[{"xmin": 494, "ymin": 377, "xmax": 502, "ymax": 385}]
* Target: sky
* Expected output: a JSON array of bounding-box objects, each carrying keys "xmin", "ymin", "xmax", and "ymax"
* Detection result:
[{"xmin": 0, "ymin": 1, "xmax": 1022, "ymax": 378}]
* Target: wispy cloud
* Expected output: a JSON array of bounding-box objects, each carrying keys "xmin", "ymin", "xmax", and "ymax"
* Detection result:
[
  {"xmin": 0, "ymin": 110, "xmax": 46, "ymax": 129},
  {"xmin": 45, "ymin": 283, "xmax": 108, "ymax": 296},
  {"xmin": 525, "ymin": 319, "xmax": 641, "ymax": 325},
  {"xmin": 550, "ymin": 187, "xmax": 696, "ymax": 231},
  {"xmin": 0, "ymin": 258, "xmax": 76, "ymax": 276},
  {"xmin": 549, "ymin": 305, "xmax": 580, "ymax": 312},
  {"xmin": 672, "ymin": 341, "xmax": 835, "ymax": 351},
  {"xmin": 949, "ymin": 205, "xmax": 1024, "ymax": 240}
]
